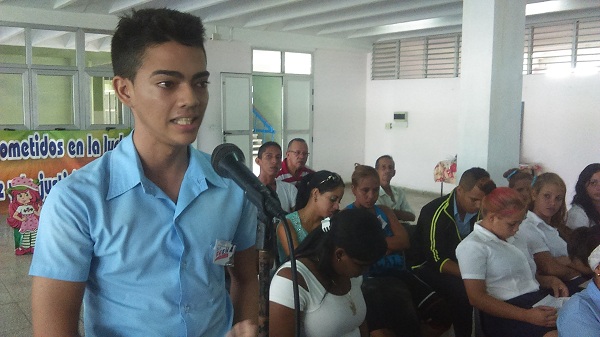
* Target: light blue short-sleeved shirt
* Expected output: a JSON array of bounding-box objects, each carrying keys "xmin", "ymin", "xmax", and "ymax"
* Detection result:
[
  {"xmin": 558, "ymin": 281, "xmax": 600, "ymax": 337},
  {"xmin": 30, "ymin": 133, "xmax": 257, "ymax": 337}
]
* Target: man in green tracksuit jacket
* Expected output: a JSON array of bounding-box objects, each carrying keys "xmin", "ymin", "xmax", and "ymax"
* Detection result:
[{"xmin": 410, "ymin": 167, "xmax": 496, "ymax": 337}]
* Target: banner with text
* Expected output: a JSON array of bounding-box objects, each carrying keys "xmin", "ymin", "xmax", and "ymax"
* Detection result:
[{"xmin": 0, "ymin": 129, "xmax": 131, "ymax": 215}]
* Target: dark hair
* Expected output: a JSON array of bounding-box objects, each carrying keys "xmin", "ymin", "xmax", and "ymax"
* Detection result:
[
  {"xmin": 296, "ymin": 170, "xmax": 344, "ymax": 209},
  {"xmin": 287, "ymin": 138, "xmax": 307, "ymax": 150},
  {"xmin": 257, "ymin": 141, "xmax": 281, "ymax": 158},
  {"xmin": 572, "ymin": 163, "xmax": 600, "ymax": 226},
  {"xmin": 567, "ymin": 225, "xmax": 600, "ymax": 270},
  {"xmin": 503, "ymin": 168, "xmax": 534, "ymax": 188},
  {"xmin": 459, "ymin": 167, "xmax": 493, "ymax": 192},
  {"xmin": 375, "ymin": 155, "xmax": 394, "ymax": 169},
  {"xmin": 351, "ymin": 164, "xmax": 379, "ymax": 187},
  {"xmin": 295, "ymin": 208, "xmax": 387, "ymax": 285},
  {"xmin": 111, "ymin": 8, "xmax": 206, "ymax": 81}
]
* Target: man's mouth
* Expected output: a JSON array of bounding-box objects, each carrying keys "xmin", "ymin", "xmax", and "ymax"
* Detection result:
[{"xmin": 173, "ymin": 117, "xmax": 194, "ymax": 125}]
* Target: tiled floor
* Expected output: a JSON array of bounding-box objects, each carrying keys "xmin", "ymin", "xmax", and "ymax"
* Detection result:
[
  {"xmin": 0, "ymin": 215, "xmax": 34, "ymax": 337},
  {"xmin": 0, "ymin": 187, "xmax": 441, "ymax": 336}
]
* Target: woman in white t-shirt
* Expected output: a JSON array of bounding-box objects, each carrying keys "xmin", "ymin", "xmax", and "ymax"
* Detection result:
[
  {"xmin": 518, "ymin": 173, "xmax": 588, "ymax": 292},
  {"xmin": 456, "ymin": 187, "xmax": 565, "ymax": 337},
  {"xmin": 269, "ymin": 208, "xmax": 387, "ymax": 337},
  {"xmin": 566, "ymin": 163, "xmax": 600, "ymax": 230}
]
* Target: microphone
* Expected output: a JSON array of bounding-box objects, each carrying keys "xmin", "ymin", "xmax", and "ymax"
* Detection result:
[{"xmin": 211, "ymin": 143, "xmax": 287, "ymax": 221}]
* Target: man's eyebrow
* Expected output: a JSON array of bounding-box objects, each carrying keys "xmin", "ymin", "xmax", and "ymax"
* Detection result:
[
  {"xmin": 150, "ymin": 70, "xmax": 183, "ymax": 78},
  {"xmin": 149, "ymin": 70, "xmax": 210, "ymax": 79},
  {"xmin": 192, "ymin": 71, "xmax": 210, "ymax": 80}
]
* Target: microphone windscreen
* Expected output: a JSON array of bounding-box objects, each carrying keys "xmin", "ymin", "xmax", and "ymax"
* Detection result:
[{"xmin": 211, "ymin": 143, "xmax": 246, "ymax": 177}]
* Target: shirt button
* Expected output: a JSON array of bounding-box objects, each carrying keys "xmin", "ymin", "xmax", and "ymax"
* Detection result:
[
  {"xmin": 182, "ymin": 262, "xmax": 187, "ymax": 269},
  {"xmin": 184, "ymin": 305, "xmax": 190, "ymax": 313}
]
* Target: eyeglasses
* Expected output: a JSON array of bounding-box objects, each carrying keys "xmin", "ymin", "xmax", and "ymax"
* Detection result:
[
  {"xmin": 288, "ymin": 150, "xmax": 309, "ymax": 156},
  {"xmin": 319, "ymin": 173, "xmax": 342, "ymax": 186}
]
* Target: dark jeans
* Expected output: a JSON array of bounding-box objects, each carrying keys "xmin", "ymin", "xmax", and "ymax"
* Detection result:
[{"xmin": 413, "ymin": 264, "xmax": 473, "ymax": 337}]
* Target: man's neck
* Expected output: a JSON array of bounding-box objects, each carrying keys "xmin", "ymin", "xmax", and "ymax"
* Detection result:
[
  {"xmin": 289, "ymin": 164, "xmax": 300, "ymax": 176},
  {"xmin": 133, "ymin": 134, "xmax": 189, "ymax": 201},
  {"xmin": 258, "ymin": 173, "xmax": 277, "ymax": 189}
]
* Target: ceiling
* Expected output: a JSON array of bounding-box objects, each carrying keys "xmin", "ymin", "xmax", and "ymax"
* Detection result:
[{"xmin": 1, "ymin": 0, "xmax": 600, "ymax": 46}]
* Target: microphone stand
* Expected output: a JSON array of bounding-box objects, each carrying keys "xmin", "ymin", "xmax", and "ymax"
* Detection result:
[{"xmin": 255, "ymin": 198, "xmax": 300, "ymax": 337}]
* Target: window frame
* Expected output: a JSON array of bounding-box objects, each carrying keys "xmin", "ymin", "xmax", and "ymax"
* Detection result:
[{"xmin": 0, "ymin": 24, "xmax": 129, "ymax": 131}]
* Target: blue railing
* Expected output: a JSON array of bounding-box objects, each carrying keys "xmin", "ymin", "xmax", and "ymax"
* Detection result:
[{"xmin": 253, "ymin": 106, "xmax": 276, "ymax": 141}]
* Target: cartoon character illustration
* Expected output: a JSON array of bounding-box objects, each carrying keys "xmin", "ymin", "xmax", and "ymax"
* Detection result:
[{"xmin": 7, "ymin": 175, "xmax": 43, "ymax": 255}]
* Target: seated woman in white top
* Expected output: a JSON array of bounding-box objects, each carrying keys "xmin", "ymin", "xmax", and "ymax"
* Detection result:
[
  {"xmin": 566, "ymin": 163, "xmax": 600, "ymax": 230},
  {"xmin": 456, "ymin": 187, "xmax": 565, "ymax": 337},
  {"xmin": 269, "ymin": 208, "xmax": 387, "ymax": 337},
  {"xmin": 517, "ymin": 172, "xmax": 588, "ymax": 293}
]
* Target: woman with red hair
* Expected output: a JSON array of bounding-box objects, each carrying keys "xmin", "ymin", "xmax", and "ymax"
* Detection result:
[{"xmin": 456, "ymin": 187, "xmax": 564, "ymax": 337}]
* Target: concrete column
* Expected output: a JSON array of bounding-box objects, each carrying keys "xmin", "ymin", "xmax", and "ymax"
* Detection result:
[{"xmin": 457, "ymin": 0, "xmax": 526, "ymax": 185}]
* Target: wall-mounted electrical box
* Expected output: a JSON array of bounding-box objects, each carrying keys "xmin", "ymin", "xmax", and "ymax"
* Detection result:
[{"xmin": 394, "ymin": 111, "xmax": 408, "ymax": 127}]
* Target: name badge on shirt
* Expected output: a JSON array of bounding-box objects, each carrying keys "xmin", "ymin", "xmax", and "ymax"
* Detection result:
[{"xmin": 214, "ymin": 239, "xmax": 236, "ymax": 266}]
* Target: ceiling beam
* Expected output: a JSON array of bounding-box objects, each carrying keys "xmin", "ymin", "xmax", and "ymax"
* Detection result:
[
  {"xmin": 0, "ymin": 26, "xmax": 23, "ymax": 44},
  {"xmin": 202, "ymin": 0, "xmax": 299, "ymax": 22},
  {"xmin": 109, "ymin": 0, "xmax": 154, "ymax": 14},
  {"xmin": 318, "ymin": 2, "xmax": 462, "ymax": 35},
  {"xmin": 54, "ymin": 0, "xmax": 79, "ymax": 9},
  {"xmin": 526, "ymin": 0, "xmax": 600, "ymax": 16},
  {"xmin": 375, "ymin": 24, "xmax": 462, "ymax": 42},
  {"xmin": 243, "ymin": 0, "xmax": 387, "ymax": 28},
  {"xmin": 170, "ymin": 0, "xmax": 229, "ymax": 13},
  {"xmin": 347, "ymin": 14, "xmax": 463, "ymax": 39},
  {"xmin": 284, "ymin": 0, "xmax": 461, "ymax": 31}
]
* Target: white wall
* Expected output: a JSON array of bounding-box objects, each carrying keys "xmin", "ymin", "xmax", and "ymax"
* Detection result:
[
  {"xmin": 197, "ymin": 42, "xmax": 368, "ymax": 184},
  {"xmin": 197, "ymin": 39, "xmax": 252, "ymax": 154},
  {"xmin": 365, "ymin": 54, "xmax": 461, "ymax": 193},
  {"xmin": 364, "ymin": 61, "xmax": 600, "ymax": 203},
  {"xmin": 521, "ymin": 72, "xmax": 600, "ymax": 203},
  {"xmin": 312, "ymin": 49, "xmax": 368, "ymax": 182}
]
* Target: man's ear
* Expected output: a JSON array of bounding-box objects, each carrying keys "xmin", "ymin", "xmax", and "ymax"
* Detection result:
[
  {"xmin": 255, "ymin": 157, "xmax": 260, "ymax": 165},
  {"xmin": 113, "ymin": 76, "xmax": 133, "ymax": 106},
  {"xmin": 334, "ymin": 247, "xmax": 345, "ymax": 261}
]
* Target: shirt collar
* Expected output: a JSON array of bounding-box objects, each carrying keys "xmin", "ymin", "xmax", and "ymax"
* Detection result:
[
  {"xmin": 588, "ymin": 280, "xmax": 600, "ymax": 309},
  {"xmin": 453, "ymin": 195, "xmax": 477, "ymax": 222},
  {"xmin": 526, "ymin": 211, "xmax": 550, "ymax": 228},
  {"xmin": 473, "ymin": 222, "xmax": 515, "ymax": 244},
  {"xmin": 107, "ymin": 132, "xmax": 227, "ymax": 200}
]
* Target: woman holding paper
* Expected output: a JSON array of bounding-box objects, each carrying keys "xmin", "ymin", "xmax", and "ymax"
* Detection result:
[{"xmin": 456, "ymin": 187, "xmax": 564, "ymax": 337}]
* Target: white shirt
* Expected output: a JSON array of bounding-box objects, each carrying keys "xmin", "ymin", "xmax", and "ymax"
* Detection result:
[
  {"xmin": 518, "ymin": 211, "xmax": 568, "ymax": 258},
  {"xmin": 270, "ymin": 261, "xmax": 365, "ymax": 337},
  {"xmin": 456, "ymin": 223, "xmax": 540, "ymax": 301},
  {"xmin": 566, "ymin": 204, "xmax": 596, "ymax": 230},
  {"xmin": 275, "ymin": 180, "xmax": 298, "ymax": 213},
  {"xmin": 376, "ymin": 185, "xmax": 414, "ymax": 214}
]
